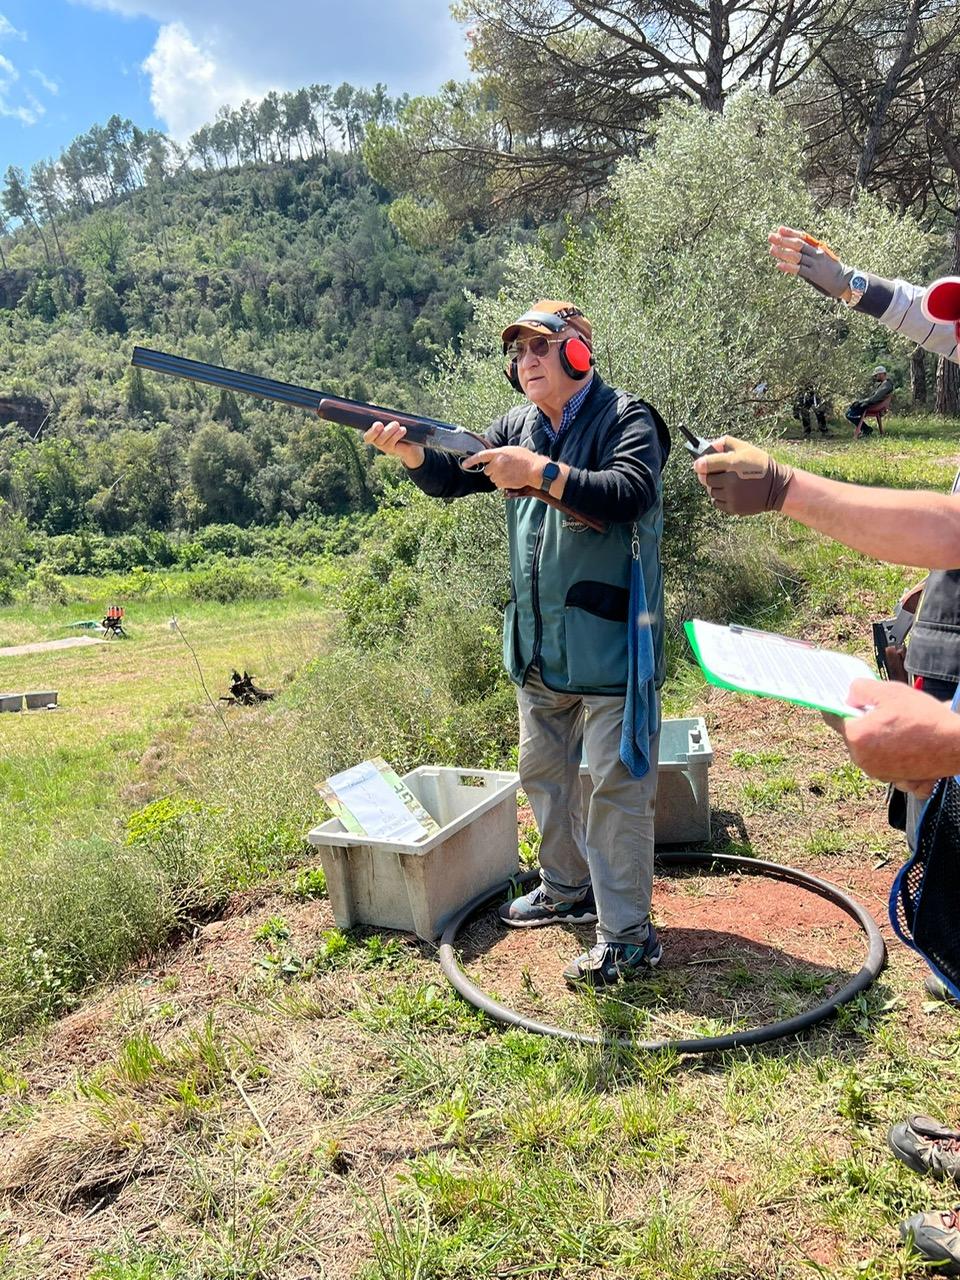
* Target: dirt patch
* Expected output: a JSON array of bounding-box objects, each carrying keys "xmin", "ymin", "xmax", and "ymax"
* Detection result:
[{"xmin": 0, "ymin": 636, "xmax": 106, "ymax": 658}]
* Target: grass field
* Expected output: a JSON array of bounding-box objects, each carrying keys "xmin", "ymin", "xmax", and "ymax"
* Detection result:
[
  {"xmin": 1, "ymin": 413, "xmax": 960, "ymax": 1279},
  {"xmin": 0, "ymin": 587, "xmax": 333, "ymax": 857}
]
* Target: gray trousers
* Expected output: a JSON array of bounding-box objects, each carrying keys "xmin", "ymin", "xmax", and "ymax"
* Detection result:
[{"xmin": 517, "ymin": 666, "xmax": 659, "ymax": 946}]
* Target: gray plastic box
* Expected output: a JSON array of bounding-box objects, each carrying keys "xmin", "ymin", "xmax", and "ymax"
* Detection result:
[
  {"xmin": 0, "ymin": 693, "xmax": 22, "ymax": 713},
  {"xmin": 581, "ymin": 716, "xmax": 714, "ymax": 845},
  {"xmin": 307, "ymin": 766, "xmax": 521, "ymax": 940}
]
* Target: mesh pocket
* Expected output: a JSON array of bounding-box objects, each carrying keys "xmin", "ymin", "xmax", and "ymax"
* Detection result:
[{"xmin": 901, "ymin": 777, "xmax": 960, "ymax": 993}]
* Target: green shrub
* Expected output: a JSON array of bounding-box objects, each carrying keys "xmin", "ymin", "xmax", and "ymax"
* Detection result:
[
  {"xmin": 185, "ymin": 561, "xmax": 286, "ymax": 603},
  {"xmin": 24, "ymin": 564, "xmax": 72, "ymax": 606}
]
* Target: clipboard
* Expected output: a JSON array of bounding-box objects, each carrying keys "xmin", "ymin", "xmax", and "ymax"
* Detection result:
[{"xmin": 684, "ymin": 619, "xmax": 878, "ymax": 718}]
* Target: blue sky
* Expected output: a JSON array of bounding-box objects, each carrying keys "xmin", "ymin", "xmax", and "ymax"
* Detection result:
[{"xmin": 0, "ymin": 1, "xmax": 468, "ymax": 175}]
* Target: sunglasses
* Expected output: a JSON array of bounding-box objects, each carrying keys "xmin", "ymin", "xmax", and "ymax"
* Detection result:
[{"xmin": 504, "ymin": 335, "xmax": 565, "ymax": 361}]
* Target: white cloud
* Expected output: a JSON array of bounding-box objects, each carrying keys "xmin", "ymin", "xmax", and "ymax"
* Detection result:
[
  {"xmin": 0, "ymin": 17, "xmax": 55, "ymax": 128},
  {"xmin": 142, "ymin": 21, "xmax": 267, "ymax": 140},
  {"xmin": 68, "ymin": 1, "xmax": 468, "ymax": 139},
  {"xmin": 0, "ymin": 15, "xmax": 25, "ymax": 41},
  {"xmin": 30, "ymin": 69, "xmax": 59, "ymax": 95},
  {"xmin": 0, "ymin": 47, "xmax": 39, "ymax": 124}
]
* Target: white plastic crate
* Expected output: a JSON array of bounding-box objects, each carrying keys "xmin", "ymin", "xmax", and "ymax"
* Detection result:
[
  {"xmin": 581, "ymin": 716, "xmax": 714, "ymax": 845},
  {"xmin": 307, "ymin": 766, "xmax": 520, "ymax": 940}
]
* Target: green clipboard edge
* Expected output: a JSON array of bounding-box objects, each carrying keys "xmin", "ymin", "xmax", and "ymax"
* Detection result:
[{"xmin": 682, "ymin": 619, "xmax": 861, "ymax": 718}]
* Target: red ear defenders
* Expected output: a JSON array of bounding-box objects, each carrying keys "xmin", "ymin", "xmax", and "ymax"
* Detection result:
[
  {"xmin": 921, "ymin": 277, "xmax": 960, "ymax": 350},
  {"xmin": 503, "ymin": 310, "xmax": 594, "ymax": 392}
]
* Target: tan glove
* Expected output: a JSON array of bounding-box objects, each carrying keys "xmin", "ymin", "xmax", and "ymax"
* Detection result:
[{"xmin": 693, "ymin": 436, "xmax": 794, "ymax": 515}]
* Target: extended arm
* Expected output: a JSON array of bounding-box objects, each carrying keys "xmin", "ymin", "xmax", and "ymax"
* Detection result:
[
  {"xmin": 781, "ymin": 468, "xmax": 960, "ymax": 567},
  {"xmin": 694, "ymin": 436, "xmax": 960, "ymax": 569},
  {"xmin": 768, "ymin": 226, "xmax": 960, "ymax": 364}
]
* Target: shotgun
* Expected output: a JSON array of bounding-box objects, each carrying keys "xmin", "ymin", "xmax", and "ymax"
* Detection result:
[{"xmin": 130, "ymin": 347, "xmax": 605, "ymax": 532}]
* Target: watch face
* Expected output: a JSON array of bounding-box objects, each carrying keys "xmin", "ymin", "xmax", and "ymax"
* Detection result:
[{"xmin": 851, "ymin": 273, "xmax": 868, "ymax": 292}]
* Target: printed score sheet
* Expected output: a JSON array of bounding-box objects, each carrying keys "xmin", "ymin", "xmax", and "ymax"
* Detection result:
[{"xmin": 685, "ymin": 619, "xmax": 878, "ymax": 718}]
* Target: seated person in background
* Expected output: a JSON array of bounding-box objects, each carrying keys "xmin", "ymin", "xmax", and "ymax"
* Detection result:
[
  {"xmin": 793, "ymin": 383, "xmax": 830, "ymax": 436},
  {"xmin": 845, "ymin": 365, "xmax": 893, "ymax": 435}
]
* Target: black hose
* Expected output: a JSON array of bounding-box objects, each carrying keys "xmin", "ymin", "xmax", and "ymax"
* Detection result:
[{"xmin": 438, "ymin": 851, "xmax": 887, "ymax": 1055}]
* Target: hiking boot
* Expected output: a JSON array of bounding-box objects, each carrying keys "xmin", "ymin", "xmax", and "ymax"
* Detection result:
[
  {"xmin": 563, "ymin": 926, "xmax": 663, "ymax": 988},
  {"xmin": 499, "ymin": 883, "xmax": 598, "ymax": 929},
  {"xmin": 889, "ymin": 1116, "xmax": 960, "ymax": 1184},
  {"xmin": 900, "ymin": 1207, "xmax": 960, "ymax": 1274}
]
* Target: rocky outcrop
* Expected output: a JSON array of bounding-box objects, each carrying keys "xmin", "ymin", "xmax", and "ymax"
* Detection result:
[{"xmin": 0, "ymin": 395, "xmax": 48, "ymax": 436}]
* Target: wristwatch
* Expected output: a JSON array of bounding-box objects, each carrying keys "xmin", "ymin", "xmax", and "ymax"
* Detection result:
[
  {"xmin": 540, "ymin": 461, "xmax": 560, "ymax": 491},
  {"xmin": 845, "ymin": 271, "xmax": 868, "ymax": 308}
]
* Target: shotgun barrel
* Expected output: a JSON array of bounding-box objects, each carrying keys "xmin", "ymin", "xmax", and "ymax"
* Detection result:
[
  {"xmin": 130, "ymin": 346, "xmax": 487, "ymax": 454},
  {"xmin": 130, "ymin": 346, "xmax": 605, "ymax": 531}
]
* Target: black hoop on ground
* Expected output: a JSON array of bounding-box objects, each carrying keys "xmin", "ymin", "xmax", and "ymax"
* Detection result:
[{"xmin": 438, "ymin": 851, "xmax": 887, "ymax": 1056}]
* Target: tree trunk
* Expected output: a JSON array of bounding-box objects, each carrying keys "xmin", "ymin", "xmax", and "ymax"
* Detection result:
[
  {"xmin": 938, "ymin": 199, "xmax": 960, "ymax": 416},
  {"xmin": 936, "ymin": 356, "xmax": 960, "ymax": 417},
  {"xmin": 911, "ymin": 346, "xmax": 927, "ymax": 406},
  {"xmin": 853, "ymin": 0, "xmax": 922, "ymax": 192}
]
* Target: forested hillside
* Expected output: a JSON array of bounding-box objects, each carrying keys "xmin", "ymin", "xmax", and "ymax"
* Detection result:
[{"xmin": 0, "ymin": 89, "xmax": 514, "ymax": 547}]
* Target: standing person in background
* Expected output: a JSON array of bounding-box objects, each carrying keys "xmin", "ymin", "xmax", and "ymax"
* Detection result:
[
  {"xmin": 793, "ymin": 382, "xmax": 830, "ymax": 436},
  {"xmin": 363, "ymin": 300, "xmax": 671, "ymax": 988}
]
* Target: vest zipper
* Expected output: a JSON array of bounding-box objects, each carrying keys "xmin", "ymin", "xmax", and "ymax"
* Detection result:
[{"xmin": 527, "ymin": 507, "xmax": 547, "ymax": 677}]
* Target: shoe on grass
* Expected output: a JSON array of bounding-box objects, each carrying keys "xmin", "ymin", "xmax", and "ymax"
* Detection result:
[
  {"xmin": 900, "ymin": 1207, "xmax": 960, "ymax": 1274},
  {"xmin": 563, "ymin": 926, "xmax": 663, "ymax": 988},
  {"xmin": 889, "ymin": 1116, "xmax": 960, "ymax": 1183},
  {"xmin": 498, "ymin": 883, "xmax": 598, "ymax": 929}
]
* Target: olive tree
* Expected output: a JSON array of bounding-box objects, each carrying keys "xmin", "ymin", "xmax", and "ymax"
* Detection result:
[{"xmin": 424, "ymin": 92, "xmax": 926, "ymax": 611}]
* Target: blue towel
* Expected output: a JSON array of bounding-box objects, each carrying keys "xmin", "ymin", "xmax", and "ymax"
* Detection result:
[{"xmin": 620, "ymin": 543, "xmax": 659, "ymax": 778}]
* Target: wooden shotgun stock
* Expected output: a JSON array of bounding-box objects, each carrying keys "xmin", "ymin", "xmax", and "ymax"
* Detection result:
[{"xmin": 315, "ymin": 399, "xmax": 605, "ymax": 532}]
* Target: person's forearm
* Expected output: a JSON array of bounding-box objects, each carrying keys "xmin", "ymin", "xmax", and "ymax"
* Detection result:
[
  {"xmin": 855, "ymin": 275, "xmax": 959, "ymax": 364},
  {"xmin": 781, "ymin": 471, "xmax": 960, "ymax": 568},
  {"xmin": 408, "ymin": 447, "xmax": 493, "ymax": 498}
]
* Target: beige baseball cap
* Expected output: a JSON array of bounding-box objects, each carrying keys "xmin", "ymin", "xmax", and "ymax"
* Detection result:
[{"xmin": 501, "ymin": 300, "xmax": 593, "ymax": 347}]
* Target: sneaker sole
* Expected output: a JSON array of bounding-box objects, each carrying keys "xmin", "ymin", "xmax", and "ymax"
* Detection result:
[{"xmin": 499, "ymin": 909, "xmax": 599, "ymax": 930}]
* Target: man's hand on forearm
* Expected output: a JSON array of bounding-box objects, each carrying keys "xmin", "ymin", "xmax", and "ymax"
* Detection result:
[
  {"xmin": 693, "ymin": 436, "xmax": 794, "ymax": 514},
  {"xmin": 463, "ymin": 446, "xmax": 567, "ymax": 496},
  {"xmin": 363, "ymin": 420, "xmax": 425, "ymax": 469},
  {"xmin": 827, "ymin": 679, "xmax": 960, "ymax": 795}
]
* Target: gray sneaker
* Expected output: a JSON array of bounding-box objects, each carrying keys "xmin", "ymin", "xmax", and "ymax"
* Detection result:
[
  {"xmin": 889, "ymin": 1116, "xmax": 960, "ymax": 1184},
  {"xmin": 901, "ymin": 1206, "xmax": 960, "ymax": 1274},
  {"xmin": 498, "ymin": 883, "xmax": 598, "ymax": 929},
  {"xmin": 563, "ymin": 925, "xmax": 663, "ymax": 988}
]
